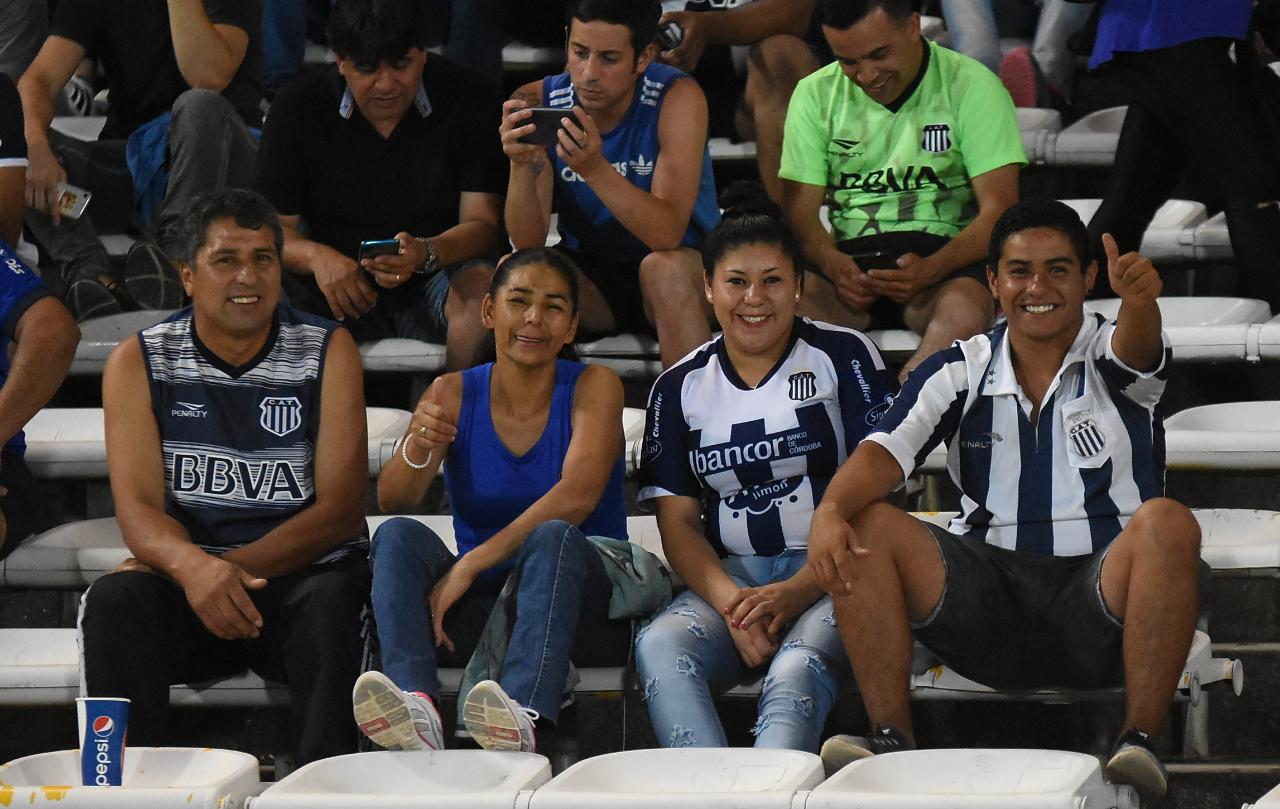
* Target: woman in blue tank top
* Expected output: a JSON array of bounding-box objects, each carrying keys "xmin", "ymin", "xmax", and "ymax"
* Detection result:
[{"xmin": 352, "ymin": 248, "xmax": 637, "ymax": 754}]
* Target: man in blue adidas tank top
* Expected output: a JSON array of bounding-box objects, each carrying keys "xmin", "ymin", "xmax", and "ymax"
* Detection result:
[
  {"xmin": 80, "ymin": 189, "xmax": 372, "ymax": 766},
  {"xmin": 807, "ymin": 201, "xmax": 1200, "ymax": 802},
  {"xmin": 0, "ymin": 237, "xmax": 79, "ymax": 561},
  {"xmin": 500, "ymin": 0, "xmax": 722, "ymax": 368}
]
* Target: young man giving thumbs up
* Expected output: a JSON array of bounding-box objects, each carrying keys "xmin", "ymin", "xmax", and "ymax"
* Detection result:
[{"xmin": 806, "ymin": 199, "xmax": 1199, "ymax": 805}]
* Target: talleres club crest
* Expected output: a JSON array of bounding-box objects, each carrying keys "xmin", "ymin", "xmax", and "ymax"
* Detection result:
[{"xmin": 259, "ymin": 396, "xmax": 303, "ymax": 437}]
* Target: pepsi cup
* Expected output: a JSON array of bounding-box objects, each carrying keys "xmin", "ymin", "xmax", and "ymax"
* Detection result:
[{"xmin": 76, "ymin": 697, "xmax": 129, "ymax": 786}]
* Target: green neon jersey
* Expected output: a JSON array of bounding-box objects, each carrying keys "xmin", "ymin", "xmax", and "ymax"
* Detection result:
[{"xmin": 780, "ymin": 39, "xmax": 1026, "ymax": 242}]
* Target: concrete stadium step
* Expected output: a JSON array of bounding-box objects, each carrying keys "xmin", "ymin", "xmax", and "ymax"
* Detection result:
[
  {"xmin": 1206, "ymin": 643, "xmax": 1280, "ymax": 758},
  {"xmin": 1207, "ymin": 572, "xmax": 1280, "ymax": 643},
  {"xmin": 1168, "ymin": 762, "xmax": 1280, "ymax": 809}
]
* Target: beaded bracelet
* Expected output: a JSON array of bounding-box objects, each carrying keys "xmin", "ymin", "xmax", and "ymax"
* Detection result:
[{"xmin": 400, "ymin": 433, "xmax": 433, "ymax": 470}]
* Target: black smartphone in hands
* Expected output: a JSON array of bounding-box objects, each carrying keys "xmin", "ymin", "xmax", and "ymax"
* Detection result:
[
  {"xmin": 656, "ymin": 20, "xmax": 683, "ymax": 51},
  {"xmin": 849, "ymin": 250, "xmax": 900, "ymax": 270},
  {"xmin": 358, "ymin": 239, "xmax": 401, "ymax": 262},
  {"xmin": 517, "ymin": 107, "xmax": 580, "ymax": 146}
]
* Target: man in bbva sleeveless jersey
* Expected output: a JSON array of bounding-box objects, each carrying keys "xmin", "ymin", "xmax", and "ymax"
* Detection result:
[
  {"xmin": 79, "ymin": 189, "xmax": 371, "ymax": 766},
  {"xmin": 500, "ymin": 0, "xmax": 722, "ymax": 368},
  {"xmin": 780, "ymin": 0, "xmax": 1025, "ymax": 380}
]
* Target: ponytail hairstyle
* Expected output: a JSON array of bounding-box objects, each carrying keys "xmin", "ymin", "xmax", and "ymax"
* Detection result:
[
  {"xmin": 701, "ymin": 181, "xmax": 804, "ymax": 288},
  {"xmin": 476, "ymin": 247, "xmax": 582, "ymax": 364}
]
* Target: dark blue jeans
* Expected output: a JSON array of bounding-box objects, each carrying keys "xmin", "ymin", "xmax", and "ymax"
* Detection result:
[{"xmin": 369, "ymin": 518, "xmax": 630, "ymax": 721}]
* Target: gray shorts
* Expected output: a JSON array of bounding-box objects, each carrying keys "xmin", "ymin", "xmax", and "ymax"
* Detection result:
[{"xmin": 911, "ymin": 522, "xmax": 1126, "ymax": 691}]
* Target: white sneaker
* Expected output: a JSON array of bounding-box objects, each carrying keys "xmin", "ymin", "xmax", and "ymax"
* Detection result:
[
  {"xmin": 352, "ymin": 670, "xmax": 444, "ymax": 751},
  {"xmin": 462, "ymin": 679, "xmax": 539, "ymax": 752}
]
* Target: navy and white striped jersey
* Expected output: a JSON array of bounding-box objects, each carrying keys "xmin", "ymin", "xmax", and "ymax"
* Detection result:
[
  {"xmin": 140, "ymin": 303, "xmax": 366, "ymax": 561},
  {"xmin": 638, "ymin": 318, "xmax": 897, "ymax": 557},
  {"xmin": 867, "ymin": 312, "xmax": 1170, "ymax": 556}
]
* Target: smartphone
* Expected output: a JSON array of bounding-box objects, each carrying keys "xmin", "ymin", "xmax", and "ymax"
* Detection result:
[
  {"xmin": 517, "ymin": 107, "xmax": 579, "ymax": 146},
  {"xmin": 656, "ymin": 20, "xmax": 683, "ymax": 51},
  {"xmin": 358, "ymin": 238, "xmax": 400, "ymax": 262},
  {"xmin": 55, "ymin": 182, "xmax": 92, "ymax": 219},
  {"xmin": 849, "ymin": 250, "xmax": 900, "ymax": 270}
]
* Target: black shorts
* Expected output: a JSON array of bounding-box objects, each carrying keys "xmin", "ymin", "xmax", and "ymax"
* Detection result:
[
  {"xmin": 911, "ymin": 522, "xmax": 1126, "ymax": 691},
  {"xmin": 832, "ymin": 232, "xmax": 989, "ymax": 330},
  {"xmin": 0, "ymin": 453, "xmax": 42, "ymax": 560},
  {"xmin": 556, "ymin": 247, "xmax": 653, "ymax": 337}
]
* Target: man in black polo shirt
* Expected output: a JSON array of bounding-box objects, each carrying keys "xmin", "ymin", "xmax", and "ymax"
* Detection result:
[
  {"xmin": 19, "ymin": 0, "xmax": 262, "ymax": 320},
  {"xmin": 255, "ymin": 0, "xmax": 506, "ymax": 370}
]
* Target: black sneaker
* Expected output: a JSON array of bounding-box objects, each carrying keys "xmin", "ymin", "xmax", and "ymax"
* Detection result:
[
  {"xmin": 819, "ymin": 726, "xmax": 913, "ymax": 776},
  {"xmin": 1105, "ymin": 729, "xmax": 1168, "ymax": 803},
  {"xmin": 122, "ymin": 241, "xmax": 184, "ymax": 310},
  {"xmin": 65, "ymin": 276, "xmax": 125, "ymax": 321}
]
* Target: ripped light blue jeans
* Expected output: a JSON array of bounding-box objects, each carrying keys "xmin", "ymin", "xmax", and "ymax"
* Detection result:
[{"xmin": 635, "ymin": 550, "xmax": 848, "ymax": 752}]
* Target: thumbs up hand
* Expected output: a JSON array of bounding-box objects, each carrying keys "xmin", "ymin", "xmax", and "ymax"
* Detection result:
[
  {"xmin": 1103, "ymin": 232, "xmax": 1161, "ymax": 306},
  {"xmin": 406, "ymin": 379, "xmax": 457, "ymax": 461}
]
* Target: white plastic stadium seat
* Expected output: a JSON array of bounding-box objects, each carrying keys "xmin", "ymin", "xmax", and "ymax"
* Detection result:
[
  {"xmin": 708, "ymin": 137, "xmax": 758, "ymax": 162},
  {"xmin": 526, "ymin": 748, "xmax": 822, "ymax": 809},
  {"xmin": 0, "ymin": 627, "xmax": 280, "ymax": 707},
  {"xmin": 622, "ymin": 406, "xmax": 646, "ymax": 475},
  {"xmin": 250, "ymin": 751, "xmax": 549, "ymax": 809},
  {"xmin": 0, "ymin": 518, "xmax": 129, "ymax": 588},
  {"xmin": 70, "ymin": 310, "xmax": 178, "ymax": 376},
  {"xmin": 20, "ymin": 406, "xmax": 410, "ymax": 480},
  {"xmin": 1191, "ymin": 211, "xmax": 1233, "ymax": 263},
  {"xmin": 910, "ymin": 629, "xmax": 1242, "ymax": 757},
  {"xmin": 358, "ymin": 339, "xmax": 445, "ymax": 373},
  {"xmin": 502, "ymin": 41, "xmax": 563, "ymax": 71},
  {"xmin": 1084, "ymin": 296, "xmax": 1271, "ymax": 327},
  {"xmin": 576, "ymin": 334, "xmax": 663, "ymax": 379},
  {"xmin": 0, "ymin": 748, "xmax": 262, "ymax": 807},
  {"xmin": 50, "ymin": 115, "xmax": 107, "ymax": 142},
  {"xmin": 1016, "ymin": 107, "xmax": 1063, "ymax": 165},
  {"xmin": 99, "ymin": 233, "xmax": 137, "ymax": 259},
  {"xmin": 865, "ymin": 329, "xmax": 922, "ymax": 361},
  {"xmin": 1247, "ymin": 780, "xmax": 1280, "ymax": 808},
  {"xmin": 1084, "ymin": 297, "xmax": 1271, "ymax": 363},
  {"xmin": 0, "ymin": 628, "xmax": 83, "ymax": 704},
  {"xmin": 806, "ymin": 749, "xmax": 1136, "ymax": 809},
  {"xmin": 1261, "ymin": 314, "xmax": 1280, "ymax": 361},
  {"xmin": 1195, "ymin": 509, "xmax": 1280, "ymax": 571},
  {"xmin": 1046, "ymin": 106, "xmax": 1126, "ymax": 167},
  {"xmin": 1061, "ymin": 198, "xmax": 1207, "ymax": 264},
  {"xmin": 1164, "ymin": 402, "xmax": 1280, "ymax": 472}
]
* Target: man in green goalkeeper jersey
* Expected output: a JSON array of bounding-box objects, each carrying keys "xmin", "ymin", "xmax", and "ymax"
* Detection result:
[{"xmin": 780, "ymin": 0, "xmax": 1025, "ymax": 379}]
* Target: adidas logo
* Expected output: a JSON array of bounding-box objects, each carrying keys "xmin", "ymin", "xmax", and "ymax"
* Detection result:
[{"xmin": 629, "ymin": 154, "xmax": 654, "ymax": 176}]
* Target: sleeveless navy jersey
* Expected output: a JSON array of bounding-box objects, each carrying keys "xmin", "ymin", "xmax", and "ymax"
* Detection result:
[
  {"xmin": 139, "ymin": 303, "xmax": 366, "ymax": 560},
  {"xmin": 543, "ymin": 62, "xmax": 721, "ymax": 261},
  {"xmin": 638, "ymin": 318, "xmax": 897, "ymax": 557}
]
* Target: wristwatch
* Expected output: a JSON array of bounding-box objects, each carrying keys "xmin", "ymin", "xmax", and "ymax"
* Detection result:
[{"xmin": 414, "ymin": 236, "xmax": 439, "ymax": 275}]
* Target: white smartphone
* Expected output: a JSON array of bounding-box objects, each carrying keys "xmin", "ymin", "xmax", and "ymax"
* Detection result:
[{"xmin": 56, "ymin": 181, "xmax": 92, "ymax": 219}]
